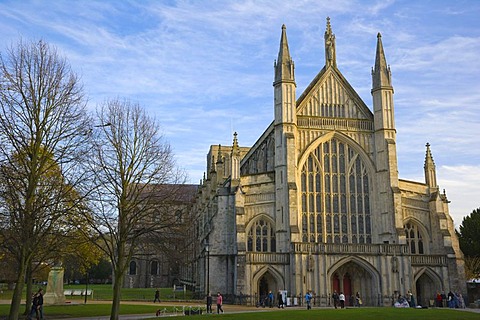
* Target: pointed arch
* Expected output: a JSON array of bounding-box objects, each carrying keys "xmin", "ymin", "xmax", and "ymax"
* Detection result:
[
  {"xmin": 403, "ymin": 218, "xmax": 429, "ymax": 254},
  {"xmin": 327, "ymin": 256, "xmax": 380, "ymax": 283},
  {"xmin": 251, "ymin": 265, "xmax": 285, "ymax": 297},
  {"xmin": 246, "ymin": 214, "xmax": 276, "ymax": 252},
  {"xmin": 414, "ymin": 267, "xmax": 442, "ymax": 286},
  {"xmin": 298, "ymin": 132, "xmax": 375, "ymax": 244},
  {"xmin": 299, "ymin": 131, "xmax": 375, "ymax": 173},
  {"xmin": 414, "ymin": 267, "xmax": 443, "ymax": 307},
  {"xmin": 245, "ymin": 213, "xmax": 275, "ymax": 231},
  {"xmin": 327, "ymin": 256, "xmax": 381, "ymax": 306}
]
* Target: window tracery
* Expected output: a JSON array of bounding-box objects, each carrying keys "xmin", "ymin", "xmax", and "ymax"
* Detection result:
[
  {"xmin": 301, "ymin": 138, "xmax": 371, "ymax": 243},
  {"xmin": 247, "ymin": 218, "xmax": 276, "ymax": 252},
  {"xmin": 404, "ymin": 222, "xmax": 424, "ymax": 254}
]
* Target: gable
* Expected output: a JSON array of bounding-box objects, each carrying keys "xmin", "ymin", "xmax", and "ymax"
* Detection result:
[{"xmin": 296, "ymin": 66, "xmax": 373, "ymax": 121}]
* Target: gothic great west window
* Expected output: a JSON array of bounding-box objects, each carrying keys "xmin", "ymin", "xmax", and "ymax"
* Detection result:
[{"xmin": 301, "ymin": 138, "xmax": 371, "ymax": 243}]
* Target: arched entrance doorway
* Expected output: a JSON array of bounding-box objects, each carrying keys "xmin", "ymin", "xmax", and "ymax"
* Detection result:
[
  {"xmin": 257, "ymin": 272, "xmax": 276, "ymax": 305},
  {"xmin": 330, "ymin": 260, "xmax": 378, "ymax": 306},
  {"xmin": 415, "ymin": 269, "xmax": 441, "ymax": 307}
]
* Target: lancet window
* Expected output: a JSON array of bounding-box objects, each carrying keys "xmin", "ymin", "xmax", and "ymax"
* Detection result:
[
  {"xmin": 301, "ymin": 138, "xmax": 371, "ymax": 243},
  {"xmin": 247, "ymin": 218, "xmax": 276, "ymax": 252},
  {"xmin": 150, "ymin": 260, "xmax": 159, "ymax": 275},
  {"xmin": 129, "ymin": 261, "xmax": 137, "ymax": 275}
]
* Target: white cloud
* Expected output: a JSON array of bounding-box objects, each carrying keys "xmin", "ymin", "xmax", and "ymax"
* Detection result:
[
  {"xmin": 0, "ymin": 0, "xmax": 479, "ymax": 226},
  {"xmin": 438, "ymin": 165, "xmax": 480, "ymax": 227}
]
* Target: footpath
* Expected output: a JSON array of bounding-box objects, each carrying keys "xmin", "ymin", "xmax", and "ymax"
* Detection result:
[
  {"xmin": 2, "ymin": 300, "xmax": 479, "ymax": 320},
  {"xmin": 0, "ymin": 300, "xmax": 275, "ymax": 320}
]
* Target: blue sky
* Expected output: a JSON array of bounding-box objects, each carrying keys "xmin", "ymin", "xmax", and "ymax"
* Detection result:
[{"xmin": 1, "ymin": 0, "xmax": 479, "ymax": 227}]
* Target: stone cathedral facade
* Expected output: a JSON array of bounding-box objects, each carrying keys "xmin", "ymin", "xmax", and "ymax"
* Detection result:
[{"xmin": 192, "ymin": 19, "xmax": 466, "ymax": 307}]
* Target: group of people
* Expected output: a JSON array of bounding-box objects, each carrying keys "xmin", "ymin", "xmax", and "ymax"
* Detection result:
[
  {"xmin": 257, "ymin": 290, "xmax": 285, "ymax": 308},
  {"xmin": 393, "ymin": 290, "xmax": 416, "ymax": 308},
  {"xmin": 259, "ymin": 290, "xmax": 362, "ymax": 310},
  {"xmin": 331, "ymin": 290, "xmax": 359, "ymax": 309},
  {"xmin": 436, "ymin": 290, "xmax": 466, "ymax": 308},
  {"xmin": 28, "ymin": 288, "xmax": 44, "ymax": 320},
  {"xmin": 308, "ymin": 290, "xmax": 362, "ymax": 309}
]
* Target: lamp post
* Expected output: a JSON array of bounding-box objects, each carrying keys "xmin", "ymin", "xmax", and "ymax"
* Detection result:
[
  {"xmin": 205, "ymin": 241, "xmax": 210, "ymax": 296},
  {"xmin": 84, "ymin": 271, "xmax": 89, "ymax": 304}
]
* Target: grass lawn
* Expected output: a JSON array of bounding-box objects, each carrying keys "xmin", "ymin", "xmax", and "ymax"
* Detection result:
[
  {"xmin": 166, "ymin": 308, "xmax": 479, "ymax": 320},
  {"xmin": 0, "ymin": 303, "xmax": 163, "ymax": 318},
  {"xmin": 0, "ymin": 305, "xmax": 478, "ymax": 320}
]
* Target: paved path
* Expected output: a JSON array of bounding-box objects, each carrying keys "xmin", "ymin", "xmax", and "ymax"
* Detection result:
[{"xmin": 2, "ymin": 300, "xmax": 479, "ymax": 319}]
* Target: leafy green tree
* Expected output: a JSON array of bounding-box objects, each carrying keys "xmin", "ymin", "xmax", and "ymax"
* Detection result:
[
  {"xmin": 88, "ymin": 258, "xmax": 112, "ymax": 283},
  {"xmin": 456, "ymin": 207, "xmax": 480, "ymax": 278}
]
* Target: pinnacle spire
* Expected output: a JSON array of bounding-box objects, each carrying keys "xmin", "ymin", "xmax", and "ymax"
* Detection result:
[
  {"xmin": 324, "ymin": 17, "xmax": 337, "ymax": 67},
  {"xmin": 372, "ymin": 32, "xmax": 392, "ymax": 89},
  {"xmin": 424, "ymin": 142, "xmax": 435, "ymax": 167},
  {"xmin": 232, "ymin": 132, "xmax": 239, "ymax": 152},
  {"xmin": 274, "ymin": 24, "xmax": 295, "ymax": 84},
  {"xmin": 216, "ymin": 144, "xmax": 223, "ymax": 164},
  {"xmin": 424, "ymin": 142, "xmax": 438, "ymax": 188},
  {"xmin": 231, "ymin": 132, "xmax": 240, "ymax": 181},
  {"xmin": 210, "ymin": 154, "xmax": 216, "ymax": 173}
]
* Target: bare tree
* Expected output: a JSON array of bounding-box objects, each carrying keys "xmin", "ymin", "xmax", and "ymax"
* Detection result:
[
  {"xmin": 0, "ymin": 39, "xmax": 91, "ymax": 320},
  {"xmin": 87, "ymin": 98, "xmax": 186, "ymax": 320}
]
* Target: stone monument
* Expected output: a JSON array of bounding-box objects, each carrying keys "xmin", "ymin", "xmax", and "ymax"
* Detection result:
[{"xmin": 43, "ymin": 266, "xmax": 66, "ymax": 305}]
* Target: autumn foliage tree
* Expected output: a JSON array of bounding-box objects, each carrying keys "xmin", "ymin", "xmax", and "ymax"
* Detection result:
[{"xmin": 0, "ymin": 39, "xmax": 91, "ymax": 320}]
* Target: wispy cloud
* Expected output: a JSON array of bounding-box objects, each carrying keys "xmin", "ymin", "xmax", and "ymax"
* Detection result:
[{"xmin": 1, "ymin": 0, "xmax": 479, "ymax": 225}]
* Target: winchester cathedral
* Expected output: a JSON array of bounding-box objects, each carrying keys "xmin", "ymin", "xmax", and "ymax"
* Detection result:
[
  {"xmin": 189, "ymin": 18, "xmax": 466, "ymax": 307},
  {"xmin": 126, "ymin": 19, "xmax": 466, "ymax": 307}
]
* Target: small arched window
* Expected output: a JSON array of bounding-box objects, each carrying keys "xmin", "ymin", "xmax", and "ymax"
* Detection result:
[
  {"xmin": 404, "ymin": 222, "xmax": 425, "ymax": 254},
  {"xmin": 129, "ymin": 261, "xmax": 137, "ymax": 275},
  {"xmin": 151, "ymin": 260, "xmax": 158, "ymax": 275},
  {"xmin": 247, "ymin": 218, "xmax": 276, "ymax": 252}
]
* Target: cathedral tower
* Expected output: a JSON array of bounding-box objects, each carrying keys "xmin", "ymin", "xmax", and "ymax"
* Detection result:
[{"xmin": 371, "ymin": 33, "xmax": 402, "ymax": 243}]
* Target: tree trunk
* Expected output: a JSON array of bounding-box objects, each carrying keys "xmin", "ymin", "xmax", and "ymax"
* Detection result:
[
  {"xmin": 8, "ymin": 260, "xmax": 26, "ymax": 320},
  {"xmin": 24, "ymin": 263, "xmax": 33, "ymax": 316},
  {"xmin": 110, "ymin": 268, "xmax": 123, "ymax": 320},
  {"xmin": 110, "ymin": 243, "xmax": 126, "ymax": 320}
]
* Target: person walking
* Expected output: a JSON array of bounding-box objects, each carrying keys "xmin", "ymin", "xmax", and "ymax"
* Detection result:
[
  {"xmin": 339, "ymin": 292, "xmax": 345, "ymax": 309},
  {"xmin": 332, "ymin": 290, "xmax": 339, "ymax": 309},
  {"xmin": 154, "ymin": 288, "xmax": 161, "ymax": 303},
  {"xmin": 216, "ymin": 292, "xmax": 224, "ymax": 314},
  {"xmin": 268, "ymin": 290, "xmax": 274, "ymax": 308},
  {"xmin": 305, "ymin": 291, "xmax": 312, "ymax": 310},
  {"xmin": 277, "ymin": 290, "xmax": 284, "ymax": 308},
  {"xmin": 206, "ymin": 292, "xmax": 213, "ymax": 313},
  {"xmin": 355, "ymin": 291, "xmax": 362, "ymax": 307}
]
